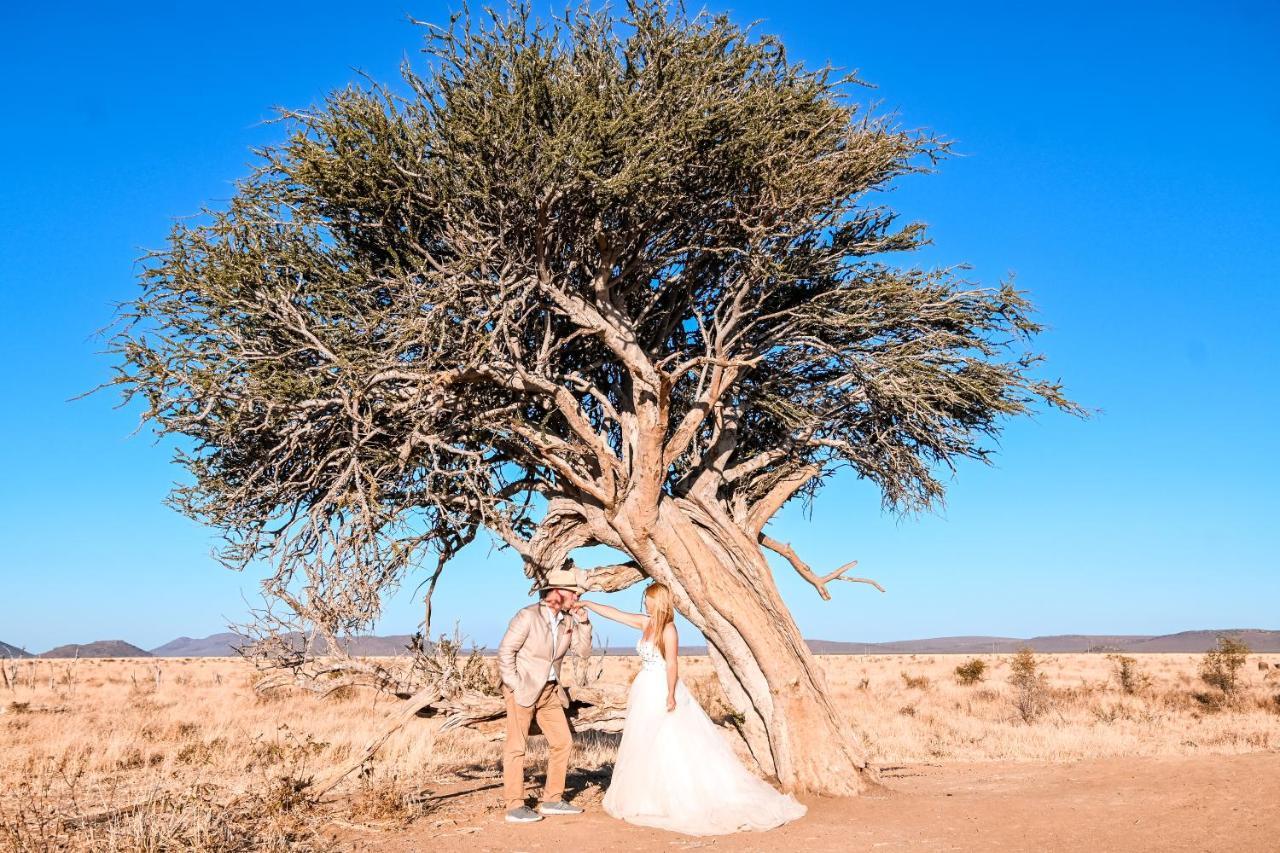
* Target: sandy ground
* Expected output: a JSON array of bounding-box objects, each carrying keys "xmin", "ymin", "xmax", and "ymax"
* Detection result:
[
  {"xmin": 332, "ymin": 752, "xmax": 1279, "ymax": 852},
  {"xmin": 4, "ymin": 655, "xmax": 1277, "ymax": 849}
]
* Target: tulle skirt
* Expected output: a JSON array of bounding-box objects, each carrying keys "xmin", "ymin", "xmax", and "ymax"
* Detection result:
[{"xmin": 601, "ymin": 669, "xmax": 807, "ymax": 835}]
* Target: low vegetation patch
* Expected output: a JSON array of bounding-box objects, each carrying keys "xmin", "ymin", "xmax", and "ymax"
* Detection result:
[
  {"xmin": 954, "ymin": 658, "xmax": 987, "ymax": 685},
  {"xmin": 900, "ymin": 672, "xmax": 931, "ymax": 690},
  {"xmin": 1107, "ymin": 654, "xmax": 1148, "ymax": 695}
]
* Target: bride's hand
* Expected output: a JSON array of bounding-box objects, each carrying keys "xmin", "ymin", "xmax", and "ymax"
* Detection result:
[{"xmin": 666, "ymin": 694, "xmax": 676, "ymax": 712}]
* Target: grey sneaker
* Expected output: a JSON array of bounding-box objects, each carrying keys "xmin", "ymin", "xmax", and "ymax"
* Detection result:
[
  {"xmin": 537, "ymin": 800, "xmax": 584, "ymax": 816},
  {"xmin": 505, "ymin": 806, "xmax": 543, "ymax": 823}
]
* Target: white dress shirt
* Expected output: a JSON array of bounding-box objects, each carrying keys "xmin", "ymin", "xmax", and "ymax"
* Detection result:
[{"xmin": 541, "ymin": 603, "xmax": 564, "ymax": 682}]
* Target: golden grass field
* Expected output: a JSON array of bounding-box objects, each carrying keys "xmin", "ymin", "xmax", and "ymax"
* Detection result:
[{"xmin": 2, "ymin": 651, "xmax": 1278, "ymax": 851}]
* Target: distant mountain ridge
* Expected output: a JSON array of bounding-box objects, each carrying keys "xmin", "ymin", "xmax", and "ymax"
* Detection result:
[
  {"xmin": 1, "ymin": 640, "xmax": 33, "ymax": 658},
  {"xmin": 21, "ymin": 628, "xmax": 1278, "ymax": 659},
  {"xmin": 804, "ymin": 629, "xmax": 1280, "ymax": 655},
  {"xmin": 145, "ymin": 632, "xmax": 418, "ymax": 658},
  {"xmin": 148, "ymin": 633, "xmax": 243, "ymax": 657}
]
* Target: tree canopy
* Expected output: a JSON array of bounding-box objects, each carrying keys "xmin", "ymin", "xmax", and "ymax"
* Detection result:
[{"xmin": 106, "ymin": 0, "xmax": 1080, "ymax": 644}]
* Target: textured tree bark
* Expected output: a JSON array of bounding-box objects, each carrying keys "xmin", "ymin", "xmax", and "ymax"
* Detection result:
[{"xmin": 607, "ymin": 497, "xmax": 875, "ymax": 796}]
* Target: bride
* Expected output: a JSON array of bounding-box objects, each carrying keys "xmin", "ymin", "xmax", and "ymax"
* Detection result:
[{"xmin": 570, "ymin": 582, "xmax": 806, "ymax": 836}]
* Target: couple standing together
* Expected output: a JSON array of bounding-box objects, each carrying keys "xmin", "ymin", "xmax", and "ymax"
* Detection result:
[{"xmin": 497, "ymin": 565, "xmax": 806, "ymax": 836}]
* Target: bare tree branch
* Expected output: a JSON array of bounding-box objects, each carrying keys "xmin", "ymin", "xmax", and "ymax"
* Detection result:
[{"xmin": 759, "ymin": 534, "xmax": 885, "ymax": 601}]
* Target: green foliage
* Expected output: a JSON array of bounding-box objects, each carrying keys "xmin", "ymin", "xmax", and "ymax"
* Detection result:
[
  {"xmin": 1008, "ymin": 647, "xmax": 1050, "ymax": 723},
  {"xmin": 1200, "ymin": 636, "xmax": 1250, "ymax": 696},
  {"xmin": 1009, "ymin": 648, "xmax": 1038, "ymax": 685},
  {"xmin": 954, "ymin": 657, "xmax": 986, "ymax": 685}
]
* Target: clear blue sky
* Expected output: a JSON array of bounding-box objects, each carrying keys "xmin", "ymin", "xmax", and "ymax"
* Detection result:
[{"xmin": 1, "ymin": 2, "xmax": 1277, "ymax": 654}]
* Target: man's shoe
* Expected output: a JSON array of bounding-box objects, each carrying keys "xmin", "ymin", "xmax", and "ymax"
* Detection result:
[
  {"xmin": 505, "ymin": 806, "xmax": 544, "ymax": 823},
  {"xmin": 537, "ymin": 800, "xmax": 584, "ymax": 816}
]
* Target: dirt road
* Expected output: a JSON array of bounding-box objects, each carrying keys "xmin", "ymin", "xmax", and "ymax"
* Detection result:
[{"xmin": 332, "ymin": 751, "xmax": 1278, "ymax": 852}]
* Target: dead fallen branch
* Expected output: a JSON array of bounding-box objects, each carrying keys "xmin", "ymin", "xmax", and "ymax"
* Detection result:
[{"xmin": 312, "ymin": 686, "xmax": 444, "ymax": 798}]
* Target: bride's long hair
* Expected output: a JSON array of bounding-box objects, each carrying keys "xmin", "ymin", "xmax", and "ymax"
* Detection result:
[{"xmin": 641, "ymin": 582, "xmax": 674, "ymax": 657}]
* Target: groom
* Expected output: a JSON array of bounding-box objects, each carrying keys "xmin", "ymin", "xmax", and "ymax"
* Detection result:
[{"xmin": 497, "ymin": 562, "xmax": 593, "ymax": 823}]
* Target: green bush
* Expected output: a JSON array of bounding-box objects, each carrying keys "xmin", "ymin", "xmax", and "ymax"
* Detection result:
[
  {"xmin": 954, "ymin": 658, "xmax": 987, "ymax": 685},
  {"xmin": 1200, "ymin": 636, "xmax": 1250, "ymax": 696}
]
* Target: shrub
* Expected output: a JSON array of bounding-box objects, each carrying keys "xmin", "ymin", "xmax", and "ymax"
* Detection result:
[
  {"xmin": 900, "ymin": 671, "xmax": 931, "ymax": 690},
  {"xmin": 1200, "ymin": 636, "xmax": 1250, "ymax": 696},
  {"xmin": 954, "ymin": 658, "xmax": 987, "ymax": 685},
  {"xmin": 1106, "ymin": 654, "xmax": 1146, "ymax": 695},
  {"xmin": 1008, "ymin": 647, "xmax": 1050, "ymax": 723},
  {"xmin": 1191, "ymin": 690, "xmax": 1224, "ymax": 712}
]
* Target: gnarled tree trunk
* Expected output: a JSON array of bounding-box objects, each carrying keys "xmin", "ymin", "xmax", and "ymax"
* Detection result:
[{"xmin": 605, "ymin": 497, "xmax": 874, "ymax": 795}]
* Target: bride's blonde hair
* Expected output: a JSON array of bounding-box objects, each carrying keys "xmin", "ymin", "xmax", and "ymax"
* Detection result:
[{"xmin": 641, "ymin": 582, "xmax": 674, "ymax": 657}]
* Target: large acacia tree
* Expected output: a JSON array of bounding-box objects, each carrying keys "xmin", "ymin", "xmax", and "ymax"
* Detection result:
[{"xmin": 106, "ymin": 1, "xmax": 1080, "ymax": 794}]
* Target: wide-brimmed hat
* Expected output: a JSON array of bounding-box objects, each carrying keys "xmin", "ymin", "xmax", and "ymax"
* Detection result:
[{"xmin": 532, "ymin": 565, "xmax": 585, "ymax": 595}]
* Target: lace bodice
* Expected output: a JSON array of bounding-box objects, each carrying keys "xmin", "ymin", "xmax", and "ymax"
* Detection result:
[{"xmin": 636, "ymin": 638, "xmax": 666, "ymax": 671}]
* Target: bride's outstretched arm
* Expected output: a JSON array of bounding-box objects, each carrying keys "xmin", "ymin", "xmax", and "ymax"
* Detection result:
[
  {"xmin": 574, "ymin": 598, "xmax": 646, "ymax": 629},
  {"xmin": 663, "ymin": 622, "xmax": 679, "ymax": 711}
]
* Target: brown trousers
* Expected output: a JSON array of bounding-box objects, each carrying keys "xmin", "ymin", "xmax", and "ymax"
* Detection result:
[{"xmin": 502, "ymin": 682, "xmax": 572, "ymax": 810}]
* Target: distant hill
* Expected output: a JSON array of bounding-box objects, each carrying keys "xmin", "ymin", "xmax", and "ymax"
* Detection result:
[
  {"xmin": 147, "ymin": 632, "xmax": 419, "ymax": 658},
  {"xmin": 111, "ymin": 627, "xmax": 1280, "ymax": 659},
  {"xmin": 810, "ymin": 636, "xmax": 1021, "ymax": 655},
  {"xmin": 806, "ymin": 629, "xmax": 1280, "ymax": 655},
  {"xmin": 806, "ymin": 635, "xmax": 1146, "ymax": 654},
  {"xmin": 0, "ymin": 640, "xmax": 33, "ymax": 658},
  {"xmin": 1116, "ymin": 629, "xmax": 1280, "ymax": 654},
  {"xmin": 149, "ymin": 633, "xmax": 243, "ymax": 657},
  {"xmin": 332, "ymin": 634, "xmax": 417, "ymax": 656},
  {"xmin": 39, "ymin": 640, "xmax": 152, "ymax": 659}
]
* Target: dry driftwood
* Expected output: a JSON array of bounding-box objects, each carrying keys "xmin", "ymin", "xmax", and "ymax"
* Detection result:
[
  {"xmin": 312, "ymin": 686, "xmax": 443, "ymax": 798},
  {"xmin": 311, "ymin": 680, "xmax": 628, "ymax": 798}
]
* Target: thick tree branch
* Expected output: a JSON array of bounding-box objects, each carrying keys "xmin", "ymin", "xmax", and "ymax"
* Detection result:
[
  {"xmin": 746, "ymin": 466, "xmax": 821, "ymax": 536},
  {"xmin": 578, "ymin": 561, "xmax": 646, "ymax": 592}
]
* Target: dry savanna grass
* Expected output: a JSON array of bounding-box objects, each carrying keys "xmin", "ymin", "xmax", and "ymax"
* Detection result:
[{"xmin": 2, "ymin": 652, "xmax": 1278, "ymax": 850}]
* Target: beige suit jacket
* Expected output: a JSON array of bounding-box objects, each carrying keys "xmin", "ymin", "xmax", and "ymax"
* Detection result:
[{"xmin": 497, "ymin": 602, "xmax": 593, "ymax": 708}]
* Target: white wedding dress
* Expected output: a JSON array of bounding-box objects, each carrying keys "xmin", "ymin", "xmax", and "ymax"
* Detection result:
[{"xmin": 601, "ymin": 634, "xmax": 807, "ymax": 835}]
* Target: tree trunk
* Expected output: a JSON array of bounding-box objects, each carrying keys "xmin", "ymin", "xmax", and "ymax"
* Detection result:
[{"xmin": 613, "ymin": 497, "xmax": 876, "ymax": 796}]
